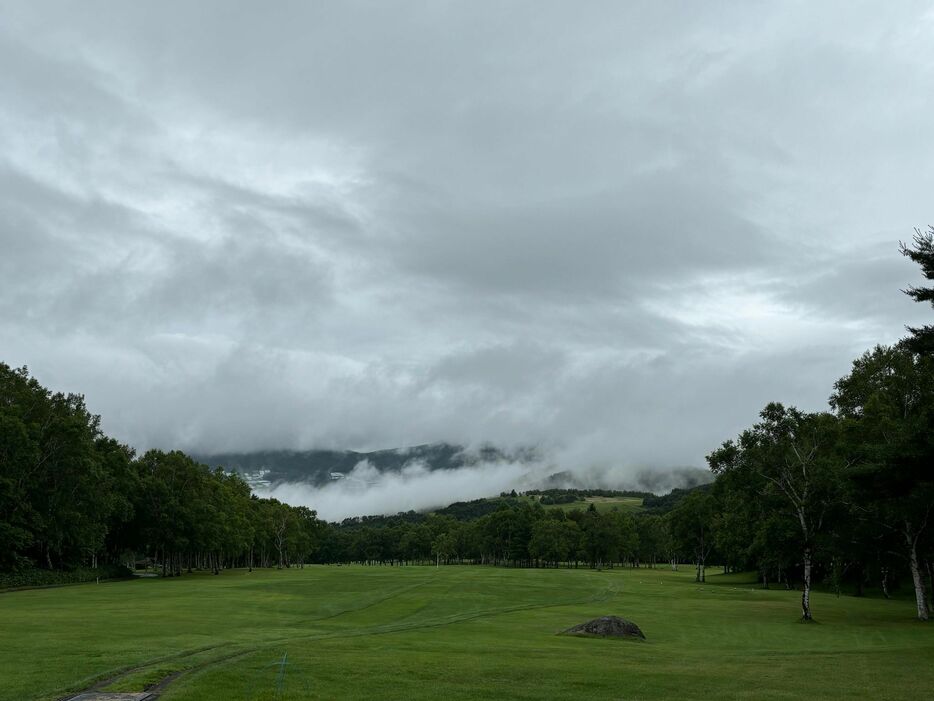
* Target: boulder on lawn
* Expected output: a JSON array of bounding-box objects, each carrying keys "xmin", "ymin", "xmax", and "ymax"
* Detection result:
[{"xmin": 561, "ymin": 616, "xmax": 645, "ymax": 640}]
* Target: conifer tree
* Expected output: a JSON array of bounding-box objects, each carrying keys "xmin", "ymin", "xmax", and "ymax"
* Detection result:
[{"xmin": 901, "ymin": 226, "xmax": 934, "ymax": 353}]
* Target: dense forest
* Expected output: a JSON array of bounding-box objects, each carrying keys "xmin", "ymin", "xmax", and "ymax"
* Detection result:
[
  {"xmin": 1, "ymin": 230, "xmax": 932, "ymax": 622},
  {"xmin": 0, "ymin": 366, "xmax": 320, "ymax": 583}
]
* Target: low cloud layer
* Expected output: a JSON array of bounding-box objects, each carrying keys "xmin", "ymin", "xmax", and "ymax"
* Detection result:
[
  {"xmin": 3, "ymin": 3, "xmax": 933, "ymax": 491},
  {"xmin": 259, "ymin": 457, "xmax": 711, "ymax": 522},
  {"xmin": 262, "ymin": 460, "xmax": 538, "ymax": 522}
]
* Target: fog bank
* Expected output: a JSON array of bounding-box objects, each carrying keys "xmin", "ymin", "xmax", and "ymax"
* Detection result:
[{"xmin": 258, "ymin": 455, "xmax": 713, "ymax": 521}]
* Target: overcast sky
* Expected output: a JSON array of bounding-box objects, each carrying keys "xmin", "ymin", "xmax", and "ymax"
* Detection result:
[{"xmin": 2, "ymin": 2, "xmax": 933, "ymax": 474}]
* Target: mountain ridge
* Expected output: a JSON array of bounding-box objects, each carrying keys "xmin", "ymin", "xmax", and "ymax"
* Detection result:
[
  {"xmin": 194, "ymin": 442, "xmax": 540, "ymax": 488},
  {"xmin": 194, "ymin": 442, "xmax": 712, "ymax": 498}
]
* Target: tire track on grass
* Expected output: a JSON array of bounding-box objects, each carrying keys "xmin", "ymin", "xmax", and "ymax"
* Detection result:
[
  {"xmin": 57, "ymin": 576, "xmax": 435, "ymax": 699},
  {"xmin": 150, "ymin": 580, "xmax": 621, "ymax": 697},
  {"xmin": 60, "ymin": 576, "xmax": 620, "ymax": 699}
]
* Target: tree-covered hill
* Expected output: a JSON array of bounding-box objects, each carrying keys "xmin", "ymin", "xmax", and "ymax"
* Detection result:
[{"xmin": 642, "ymin": 483, "xmax": 713, "ymax": 513}]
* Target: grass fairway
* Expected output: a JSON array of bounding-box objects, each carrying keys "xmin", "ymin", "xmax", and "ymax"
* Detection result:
[
  {"xmin": 2, "ymin": 567, "xmax": 932, "ymax": 700},
  {"xmin": 517, "ymin": 495, "xmax": 644, "ymax": 513},
  {"xmin": 547, "ymin": 495, "xmax": 644, "ymax": 513}
]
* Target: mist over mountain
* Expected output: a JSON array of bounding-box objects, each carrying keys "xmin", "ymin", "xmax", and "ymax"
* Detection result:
[
  {"xmin": 197, "ymin": 442, "xmax": 712, "ymax": 521},
  {"xmin": 535, "ymin": 466, "xmax": 713, "ymax": 495},
  {"xmin": 195, "ymin": 443, "xmax": 540, "ymax": 488}
]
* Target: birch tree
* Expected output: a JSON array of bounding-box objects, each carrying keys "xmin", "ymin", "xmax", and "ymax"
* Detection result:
[
  {"xmin": 669, "ymin": 490, "xmax": 716, "ymax": 582},
  {"xmin": 709, "ymin": 404, "xmax": 842, "ymax": 620}
]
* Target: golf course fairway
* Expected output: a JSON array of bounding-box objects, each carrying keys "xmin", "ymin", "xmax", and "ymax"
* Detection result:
[{"xmin": 2, "ymin": 566, "xmax": 931, "ymax": 700}]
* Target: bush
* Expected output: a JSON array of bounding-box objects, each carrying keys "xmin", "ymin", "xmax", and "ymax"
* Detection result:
[{"xmin": 0, "ymin": 565, "xmax": 133, "ymax": 590}]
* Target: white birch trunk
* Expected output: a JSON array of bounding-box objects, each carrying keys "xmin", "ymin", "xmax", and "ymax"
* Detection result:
[
  {"xmin": 906, "ymin": 528, "xmax": 930, "ymax": 621},
  {"xmin": 801, "ymin": 547, "xmax": 812, "ymax": 621},
  {"xmin": 796, "ymin": 506, "xmax": 813, "ymax": 621}
]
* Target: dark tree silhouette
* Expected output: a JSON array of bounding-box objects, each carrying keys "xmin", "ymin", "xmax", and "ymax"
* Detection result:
[{"xmin": 901, "ymin": 226, "xmax": 934, "ymax": 354}]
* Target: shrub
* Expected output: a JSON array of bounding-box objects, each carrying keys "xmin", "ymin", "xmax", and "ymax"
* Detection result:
[{"xmin": 0, "ymin": 565, "xmax": 133, "ymax": 590}]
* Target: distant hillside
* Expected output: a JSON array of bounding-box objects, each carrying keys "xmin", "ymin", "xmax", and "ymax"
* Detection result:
[
  {"xmin": 335, "ymin": 484, "xmax": 708, "ymax": 528},
  {"xmin": 195, "ymin": 443, "xmax": 538, "ymax": 487},
  {"xmin": 641, "ymin": 482, "xmax": 713, "ymax": 514},
  {"xmin": 531, "ymin": 466, "xmax": 712, "ymax": 494}
]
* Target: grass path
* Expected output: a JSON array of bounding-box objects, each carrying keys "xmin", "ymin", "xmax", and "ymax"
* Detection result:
[{"xmin": 0, "ymin": 566, "xmax": 931, "ymax": 700}]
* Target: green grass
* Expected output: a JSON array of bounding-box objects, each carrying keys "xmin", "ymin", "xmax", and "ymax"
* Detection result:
[
  {"xmin": 547, "ymin": 495, "xmax": 644, "ymax": 513},
  {"xmin": 518, "ymin": 495, "xmax": 644, "ymax": 513},
  {"xmin": 1, "ymin": 566, "xmax": 931, "ymax": 700}
]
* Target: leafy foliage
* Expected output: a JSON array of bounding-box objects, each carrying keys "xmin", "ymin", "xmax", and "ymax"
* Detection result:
[{"xmin": 0, "ymin": 363, "xmax": 322, "ymax": 576}]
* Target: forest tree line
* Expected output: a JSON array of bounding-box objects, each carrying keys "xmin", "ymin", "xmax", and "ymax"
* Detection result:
[{"xmin": 0, "ymin": 364, "xmax": 321, "ymax": 582}]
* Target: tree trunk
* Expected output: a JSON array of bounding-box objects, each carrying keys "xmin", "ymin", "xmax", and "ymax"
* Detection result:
[
  {"xmin": 925, "ymin": 560, "xmax": 933, "ymax": 611},
  {"xmin": 801, "ymin": 547, "xmax": 813, "ymax": 621},
  {"xmin": 906, "ymin": 528, "xmax": 930, "ymax": 621},
  {"xmin": 881, "ymin": 567, "xmax": 890, "ymax": 599}
]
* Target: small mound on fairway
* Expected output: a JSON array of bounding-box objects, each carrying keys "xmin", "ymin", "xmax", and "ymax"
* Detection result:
[{"xmin": 561, "ymin": 616, "xmax": 645, "ymax": 640}]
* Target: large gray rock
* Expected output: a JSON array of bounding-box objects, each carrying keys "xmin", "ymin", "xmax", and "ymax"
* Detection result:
[
  {"xmin": 66, "ymin": 695, "xmax": 152, "ymax": 701},
  {"xmin": 562, "ymin": 616, "xmax": 645, "ymax": 640}
]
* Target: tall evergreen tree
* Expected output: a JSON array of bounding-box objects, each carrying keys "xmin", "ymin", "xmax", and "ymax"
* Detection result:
[{"xmin": 900, "ymin": 226, "xmax": 934, "ymax": 354}]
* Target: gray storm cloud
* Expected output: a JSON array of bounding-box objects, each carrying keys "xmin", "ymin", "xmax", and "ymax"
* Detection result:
[{"xmin": 2, "ymin": 2, "xmax": 933, "ymax": 494}]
